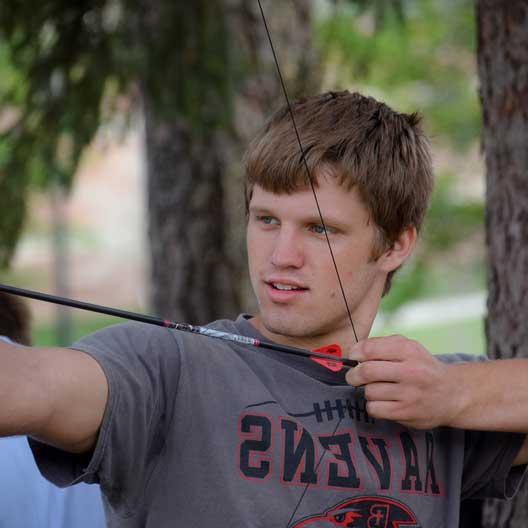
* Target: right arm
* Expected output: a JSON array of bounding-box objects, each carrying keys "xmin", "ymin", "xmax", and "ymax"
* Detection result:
[{"xmin": 0, "ymin": 341, "xmax": 108, "ymax": 453}]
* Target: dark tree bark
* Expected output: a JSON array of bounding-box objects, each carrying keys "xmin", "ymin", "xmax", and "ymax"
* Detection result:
[
  {"xmin": 144, "ymin": 97, "xmax": 239, "ymax": 324},
  {"xmin": 476, "ymin": 1, "xmax": 528, "ymax": 526},
  {"xmin": 143, "ymin": 0, "xmax": 319, "ymax": 322},
  {"xmin": 139, "ymin": 0, "xmax": 239, "ymax": 323}
]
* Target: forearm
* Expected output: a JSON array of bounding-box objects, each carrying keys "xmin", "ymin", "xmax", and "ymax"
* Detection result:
[{"xmin": 448, "ymin": 358, "xmax": 528, "ymax": 433}]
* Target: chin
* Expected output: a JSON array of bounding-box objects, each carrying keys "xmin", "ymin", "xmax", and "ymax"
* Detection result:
[
  {"xmin": 259, "ymin": 311, "xmax": 320, "ymax": 339},
  {"xmin": 258, "ymin": 312, "xmax": 298, "ymax": 337}
]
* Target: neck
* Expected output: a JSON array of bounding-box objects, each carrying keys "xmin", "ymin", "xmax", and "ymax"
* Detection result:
[{"xmin": 250, "ymin": 299, "xmax": 380, "ymax": 357}]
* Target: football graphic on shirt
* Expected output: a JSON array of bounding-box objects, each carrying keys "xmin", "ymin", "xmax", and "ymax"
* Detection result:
[{"xmin": 292, "ymin": 496, "xmax": 420, "ymax": 527}]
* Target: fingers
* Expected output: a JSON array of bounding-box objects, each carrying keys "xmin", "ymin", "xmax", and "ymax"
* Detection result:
[
  {"xmin": 365, "ymin": 400, "xmax": 402, "ymax": 421},
  {"xmin": 344, "ymin": 336, "xmax": 452, "ymax": 429},
  {"xmin": 348, "ymin": 335, "xmax": 420, "ymax": 363},
  {"xmin": 346, "ymin": 360, "xmax": 403, "ymax": 387},
  {"xmin": 363, "ymin": 381, "xmax": 401, "ymax": 402}
]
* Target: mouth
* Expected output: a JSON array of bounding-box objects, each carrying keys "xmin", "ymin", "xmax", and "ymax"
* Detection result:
[
  {"xmin": 264, "ymin": 280, "xmax": 309, "ymax": 302},
  {"xmin": 268, "ymin": 282, "xmax": 307, "ymax": 291}
]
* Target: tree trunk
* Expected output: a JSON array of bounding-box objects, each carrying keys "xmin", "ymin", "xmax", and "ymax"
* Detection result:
[
  {"xmin": 144, "ymin": 96, "xmax": 240, "ymax": 324},
  {"xmin": 141, "ymin": 0, "xmax": 319, "ymax": 322},
  {"xmin": 138, "ymin": 0, "xmax": 240, "ymax": 323},
  {"xmin": 476, "ymin": 1, "xmax": 528, "ymax": 526}
]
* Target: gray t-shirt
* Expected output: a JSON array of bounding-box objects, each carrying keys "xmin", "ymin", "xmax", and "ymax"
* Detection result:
[{"xmin": 30, "ymin": 316, "xmax": 526, "ymax": 527}]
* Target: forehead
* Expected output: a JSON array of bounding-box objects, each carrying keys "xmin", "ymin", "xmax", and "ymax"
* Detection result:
[{"xmin": 248, "ymin": 178, "xmax": 371, "ymax": 227}]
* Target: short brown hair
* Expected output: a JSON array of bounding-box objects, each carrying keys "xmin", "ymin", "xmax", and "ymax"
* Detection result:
[
  {"xmin": 244, "ymin": 91, "xmax": 434, "ymax": 294},
  {"xmin": 0, "ymin": 292, "xmax": 32, "ymax": 345}
]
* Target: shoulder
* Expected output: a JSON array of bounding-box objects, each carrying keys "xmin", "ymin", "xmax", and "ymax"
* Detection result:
[
  {"xmin": 70, "ymin": 322, "xmax": 183, "ymax": 396},
  {"xmin": 72, "ymin": 321, "xmax": 173, "ymax": 352},
  {"xmin": 70, "ymin": 321, "xmax": 183, "ymax": 371}
]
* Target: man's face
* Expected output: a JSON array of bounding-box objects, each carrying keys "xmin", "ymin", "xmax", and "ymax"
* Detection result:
[{"xmin": 246, "ymin": 173, "xmax": 389, "ymax": 346}]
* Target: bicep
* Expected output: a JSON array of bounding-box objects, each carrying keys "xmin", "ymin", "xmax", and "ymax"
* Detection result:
[{"xmin": 27, "ymin": 347, "xmax": 108, "ymax": 453}]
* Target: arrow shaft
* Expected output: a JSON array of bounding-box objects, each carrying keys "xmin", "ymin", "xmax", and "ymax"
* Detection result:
[{"xmin": 0, "ymin": 284, "xmax": 357, "ymax": 369}]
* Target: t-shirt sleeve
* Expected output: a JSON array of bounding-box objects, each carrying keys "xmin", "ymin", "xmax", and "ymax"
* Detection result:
[
  {"xmin": 461, "ymin": 429, "xmax": 527, "ymax": 500},
  {"xmin": 29, "ymin": 321, "xmax": 182, "ymax": 515},
  {"xmin": 437, "ymin": 353, "xmax": 528, "ymax": 500}
]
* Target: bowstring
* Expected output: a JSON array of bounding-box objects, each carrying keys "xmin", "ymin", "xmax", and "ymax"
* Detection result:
[
  {"xmin": 256, "ymin": 1, "xmax": 359, "ymax": 525},
  {"xmin": 256, "ymin": 1, "xmax": 358, "ymax": 344}
]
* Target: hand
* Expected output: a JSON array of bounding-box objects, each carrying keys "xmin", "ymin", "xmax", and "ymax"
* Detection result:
[{"xmin": 345, "ymin": 335, "xmax": 462, "ymax": 430}]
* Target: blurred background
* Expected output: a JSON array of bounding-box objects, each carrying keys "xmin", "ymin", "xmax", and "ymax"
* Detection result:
[
  {"xmin": 1, "ymin": 2, "xmax": 528, "ymax": 524},
  {"xmin": 0, "ymin": 0, "xmax": 489, "ymax": 353}
]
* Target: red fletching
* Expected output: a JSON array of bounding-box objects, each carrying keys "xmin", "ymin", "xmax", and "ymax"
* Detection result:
[{"xmin": 311, "ymin": 344, "xmax": 343, "ymax": 372}]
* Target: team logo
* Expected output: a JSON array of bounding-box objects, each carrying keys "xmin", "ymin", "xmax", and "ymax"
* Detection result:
[{"xmin": 292, "ymin": 496, "xmax": 420, "ymax": 527}]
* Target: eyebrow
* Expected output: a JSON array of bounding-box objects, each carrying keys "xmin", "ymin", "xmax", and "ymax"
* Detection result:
[{"xmin": 249, "ymin": 204, "xmax": 346, "ymax": 228}]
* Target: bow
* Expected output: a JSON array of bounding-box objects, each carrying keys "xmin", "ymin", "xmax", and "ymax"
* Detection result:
[{"xmin": 256, "ymin": 1, "xmax": 360, "ymax": 525}]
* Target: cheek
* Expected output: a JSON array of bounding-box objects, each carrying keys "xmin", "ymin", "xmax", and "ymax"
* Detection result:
[
  {"xmin": 339, "ymin": 254, "xmax": 376, "ymax": 287},
  {"xmin": 247, "ymin": 227, "xmax": 268, "ymax": 271}
]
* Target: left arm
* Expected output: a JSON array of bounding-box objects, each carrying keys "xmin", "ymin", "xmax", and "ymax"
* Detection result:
[{"xmin": 345, "ymin": 336, "xmax": 528, "ymax": 465}]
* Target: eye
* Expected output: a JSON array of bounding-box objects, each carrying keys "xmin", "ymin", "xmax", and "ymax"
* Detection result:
[
  {"xmin": 334, "ymin": 513, "xmax": 345, "ymax": 522},
  {"xmin": 310, "ymin": 224, "xmax": 326, "ymax": 235},
  {"xmin": 255, "ymin": 215, "xmax": 279, "ymax": 226},
  {"xmin": 310, "ymin": 223, "xmax": 335, "ymax": 235}
]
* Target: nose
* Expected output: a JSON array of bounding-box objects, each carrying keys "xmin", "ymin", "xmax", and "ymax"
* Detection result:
[{"xmin": 270, "ymin": 227, "xmax": 304, "ymax": 269}]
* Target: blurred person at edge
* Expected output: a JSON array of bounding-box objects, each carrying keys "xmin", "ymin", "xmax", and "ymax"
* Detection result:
[
  {"xmin": 0, "ymin": 91, "xmax": 527, "ymax": 528},
  {"xmin": 0, "ymin": 292, "xmax": 106, "ymax": 527}
]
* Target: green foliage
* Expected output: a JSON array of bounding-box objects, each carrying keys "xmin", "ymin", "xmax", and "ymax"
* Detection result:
[
  {"xmin": 381, "ymin": 174, "xmax": 484, "ymax": 313},
  {"xmin": 316, "ymin": 0, "xmax": 480, "ymax": 148},
  {"xmin": 0, "ymin": 0, "xmax": 233, "ymax": 269},
  {"xmin": 424, "ymin": 175, "xmax": 483, "ymax": 251},
  {"xmin": 131, "ymin": 1, "xmax": 232, "ymax": 133},
  {"xmin": 0, "ymin": 1, "xmax": 125, "ymax": 266},
  {"xmin": 0, "ymin": 2, "xmax": 126, "ymax": 184},
  {"xmin": 316, "ymin": 0, "xmax": 484, "ymax": 312}
]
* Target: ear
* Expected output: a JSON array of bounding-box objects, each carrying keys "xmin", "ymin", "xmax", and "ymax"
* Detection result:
[{"xmin": 378, "ymin": 225, "xmax": 417, "ymax": 273}]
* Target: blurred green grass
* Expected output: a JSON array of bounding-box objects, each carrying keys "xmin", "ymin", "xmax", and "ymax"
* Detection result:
[
  {"xmin": 34, "ymin": 313, "xmax": 486, "ymax": 357},
  {"xmin": 373, "ymin": 316, "xmax": 485, "ymax": 356},
  {"xmin": 33, "ymin": 315, "xmax": 122, "ymax": 346}
]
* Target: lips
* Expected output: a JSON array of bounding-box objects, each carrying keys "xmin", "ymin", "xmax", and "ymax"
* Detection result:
[
  {"xmin": 270, "ymin": 283, "xmax": 304, "ymax": 291},
  {"xmin": 266, "ymin": 278, "xmax": 308, "ymax": 291},
  {"xmin": 264, "ymin": 278, "xmax": 308, "ymax": 303}
]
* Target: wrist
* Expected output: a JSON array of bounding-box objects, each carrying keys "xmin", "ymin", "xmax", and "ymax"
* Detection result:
[{"xmin": 444, "ymin": 363, "xmax": 472, "ymax": 428}]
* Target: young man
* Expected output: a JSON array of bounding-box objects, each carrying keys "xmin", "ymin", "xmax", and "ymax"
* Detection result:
[
  {"xmin": 0, "ymin": 91, "xmax": 526, "ymax": 527},
  {"xmin": 0, "ymin": 292, "xmax": 105, "ymax": 528}
]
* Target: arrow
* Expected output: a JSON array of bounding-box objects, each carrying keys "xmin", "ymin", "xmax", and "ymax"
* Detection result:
[{"xmin": 0, "ymin": 283, "xmax": 357, "ymax": 370}]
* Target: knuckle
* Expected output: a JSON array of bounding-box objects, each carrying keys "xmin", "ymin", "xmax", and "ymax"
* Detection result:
[
  {"xmin": 361, "ymin": 340, "xmax": 374, "ymax": 360},
  {"xmin": 394, "ymin": 405, "xmax": 413, "ymax": 423},
  {"xmin": 365, "ymin": 401, "xmax": 381, "ymax": 419},
  {"xmin": 345, "ymin": 369, "xmax": 359, "ymax": 387},
  {"xmin": 364, "ymin": 383, "xmax": 375, "ymax": 401},
  {"xmin": 390, "ymin": 334, "xmax": 406, "ymax": 347},
  {"xmin": 361, "ymin": 362, "xmax": 377, "ymax": 382}
]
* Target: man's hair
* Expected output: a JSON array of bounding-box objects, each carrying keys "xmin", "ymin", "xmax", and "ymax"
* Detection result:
[
  {"xmin": 244, "ymin": 90, "xmax": 434, "ymax": 294},
  {"xmin": 0, "ymin": 292, "xmax": 32, "ymax": 345}
]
